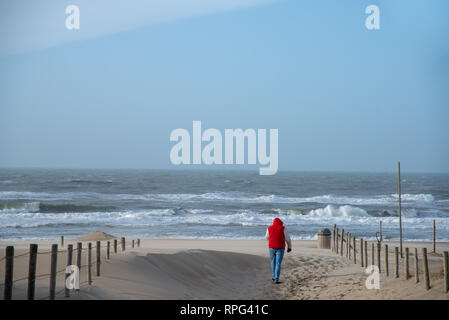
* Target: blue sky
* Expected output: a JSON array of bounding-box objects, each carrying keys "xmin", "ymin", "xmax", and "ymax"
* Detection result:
[{"xmin": 0, "ymin": 0, "xmax": 448, "ymax": 173}]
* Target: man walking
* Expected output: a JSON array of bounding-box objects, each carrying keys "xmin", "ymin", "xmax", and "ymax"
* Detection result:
[{"xmin": 265, "ymin": 217, "xmax": 292, "ymax": 284}]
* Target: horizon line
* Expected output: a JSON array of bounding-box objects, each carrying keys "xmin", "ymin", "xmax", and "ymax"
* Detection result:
[{"xmin": 0, "ymin": 166, "xmax": 448, "ymax": 175}]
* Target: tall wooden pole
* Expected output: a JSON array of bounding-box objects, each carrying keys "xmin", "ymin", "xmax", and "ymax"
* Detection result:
[
  {"xmin": 379, "ymin": 220, "xmax": 382, "ymax": 246},
  {"xmin": 398, "ymin": 162, "xmax": 403, "ymax": 258}
]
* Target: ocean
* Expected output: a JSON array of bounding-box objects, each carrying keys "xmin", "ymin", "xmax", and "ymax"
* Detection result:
[{"xmin": 0, "ymin": 169, "xmax": 448, "ymax": 242}]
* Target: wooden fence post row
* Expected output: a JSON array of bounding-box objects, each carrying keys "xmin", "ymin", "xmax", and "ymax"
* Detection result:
[
  {"xmin": 2, "ymin": 235, "xmax": 142, "ymax": 300},
  {"xmin": 330, "ymin": 226, "xmax": 448, "ymax": 295}
]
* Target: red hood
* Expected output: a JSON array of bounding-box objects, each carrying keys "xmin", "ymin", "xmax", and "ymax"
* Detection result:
[{"xmin": 273, "ymin": 218, "xmax": 283, "ymax": 226}]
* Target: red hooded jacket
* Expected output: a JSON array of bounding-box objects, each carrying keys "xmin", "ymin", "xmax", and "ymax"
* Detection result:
[{"xmin": 268, "ymin": 218, "xmax": 286, "ymax": 249}]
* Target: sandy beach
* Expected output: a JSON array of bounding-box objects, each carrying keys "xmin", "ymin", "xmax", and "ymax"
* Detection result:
[{"xmin": 1, "ymin": 238, "xmax": 448, "ymax": 300}]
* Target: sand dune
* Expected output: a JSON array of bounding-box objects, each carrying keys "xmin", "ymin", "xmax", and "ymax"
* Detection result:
[{"xmin": 0, "ymin": 239, "xmax": 448, "ymax": 300}]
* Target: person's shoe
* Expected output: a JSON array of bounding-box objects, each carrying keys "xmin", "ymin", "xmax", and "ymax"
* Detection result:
[{"xmin": 274, "ymin": 281, "xmax": 282, "ymax": 284}]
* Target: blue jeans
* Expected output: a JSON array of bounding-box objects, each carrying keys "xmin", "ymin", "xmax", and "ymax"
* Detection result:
[{"xmin": 269, "ymin": 248, "xmax": 285, "ymax": 282}]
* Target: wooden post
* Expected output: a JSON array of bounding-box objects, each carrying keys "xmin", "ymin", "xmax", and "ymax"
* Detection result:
[
  {"xmin": 137, "ymin": 239, "xmax": 141, "ymax": 248},
  {"xmin": 404, "ymin": 247, "xmax": 410, "ymax": 280},
  {"xmin": 330, "ymin": 224, "xmax": 337, "ymax": 252},
  {"xmin": 360, "ymin": 239, "xmax": 364, "ymax": 267},
  {"xmin": 371, "ymin": 243, "xmax": 375, "ymax": 267},
  {"xmin": 346, "ymin": 232, "xmax": 350, "ymax": 258},
  {"xmin": 96, "ymin": 241, "xmax": 101, "ymax": 277},
  {"xmin": 340, "ymin": 229, "xmax": 344, "ymax": 257},
  {"xmin": 349, "ymin": 234, "xmax": 352, "ymax": 260},
  {"xmin": 443, "ymin": 251, "xmax": 448, "ymax": 293},
  {"xmin": 398, "ymin": 162, "xmax": 403, "ymax": 258},
  {"xmin": 114, "ymin": 239, "xmax": 117, "ymax": 254},
  {"xmin": 353, "ymin": 237, "xmax": 356, "ymax": 264},
  {"xmin": 3, "ymin": 246, "xmax": 14, "ymax": 300},
  {"xmin": 432, "ymin": 220, "xmax": 436, "ymax": 253},
  {"xmin": 364, "ymin": 241, "xmax": 368, "ymax": 267},
  {"xmin": 121, "ymin": 237, "xmax": 126, "ymax": 252},
  {"xmin": 384, "ymin": 244, "xmax": 389, "ymax": 277},
  {"xmin": 377, "ymin": 242, "xmax": 381, "ymax": 273},
  {"xmin": 132, "ymin": 239, "xmax": 135, "ymax": 248},
  {"xmin": 379, "ymin": 220, "xmax": 382, "ymax": 246},
  {"xmin": 49, "ymin": 244, "xmax": 58, "ymax": 300},
  {"xmin": 414, "ymin": 248, "xmax": 419, "ymax": 283},
  {"xmin": 422, "ymin": 247, "xmax": 430, "ymax": 290},
  {"xmin": 106, "ymin": 241, "xmax": 110, "ymax": 260},
  {"xmin": 88, "ymin": 243, "xmax": 92, "ymax": 285},
  {"xmin": 335, "ymin": 228, "xmax": 339, "ymax": 254},
  {"xmin": 60, "ymin": 236, "xmax": 64, "ymax": 248},
  {"xmin": 76, "ymin": 242, "xmax": 82, "ymax": 272},
  {"xmin": 65, "ymin": 244, "xmax": 73, "ymax": 298},
  {"xmin": 27, "ymin": 244, "xmax": 38, "ymax": 300},
  {"xmin": 395, "ymin": 247, "xmax": 399, "ymax": 278}
]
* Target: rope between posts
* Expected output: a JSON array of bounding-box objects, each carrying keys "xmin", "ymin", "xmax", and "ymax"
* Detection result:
[
  {"xmin": 1, "ymin": 237, "xmax": 141, "ymax": 298},
  {"xmin": 10, "ymin": 262, "xmax": 91, "ymax": 284}
]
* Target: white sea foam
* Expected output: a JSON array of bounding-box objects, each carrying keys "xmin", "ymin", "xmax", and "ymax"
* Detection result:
[
  {"xmin": 391, "ymin": 193, "xmax": 434, "ymax": 202},
  {"xmin": 0, "ymin": 191, "xmax": 437, "ymax": 206}
]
